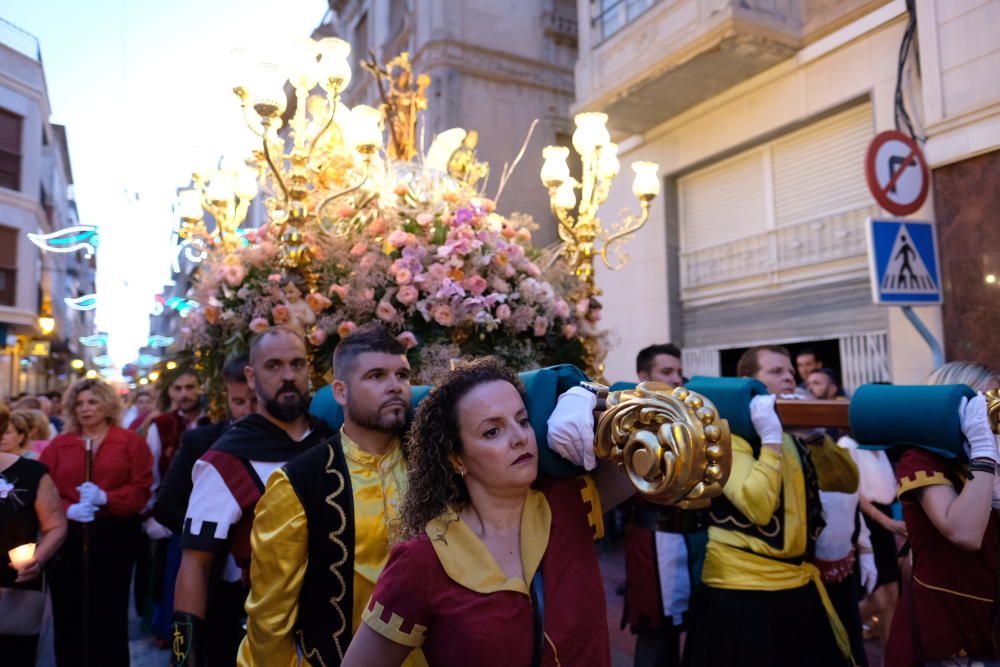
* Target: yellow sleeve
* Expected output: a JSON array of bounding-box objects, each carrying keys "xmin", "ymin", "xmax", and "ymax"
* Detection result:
[
  {"xmin": 236, "ymin": 469, "xmax": 307, "ymax": 667},
  {"xmin": 720, "ymin": 435, "xmax": 783, "ymax": 526},
  {"xmin": 808, "ymin": 435, "xmax": 859, "ymax": 493}
]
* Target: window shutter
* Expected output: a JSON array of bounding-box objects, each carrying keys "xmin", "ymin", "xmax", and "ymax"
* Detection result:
[
  {"xmin": 772, "ymin": 104, "xmax": 874, "ymax": 228},
  {"xmin": 679, "ymin": 149, "xmax": 766, "ymax": 251}
]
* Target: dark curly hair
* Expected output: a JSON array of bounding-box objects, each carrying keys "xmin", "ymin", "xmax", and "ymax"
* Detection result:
[{"xmin": 399, "ymin": 356, "xmax": 526, "ymax": 540}]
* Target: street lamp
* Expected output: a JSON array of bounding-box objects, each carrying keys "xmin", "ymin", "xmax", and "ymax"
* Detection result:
[
  {"xmin": 37, "ymin": 295, "xmax": 55, "ymax": 336},
  {"xmin": 70, "ymin": 359, "xmax": 85, "ymax": 371}
]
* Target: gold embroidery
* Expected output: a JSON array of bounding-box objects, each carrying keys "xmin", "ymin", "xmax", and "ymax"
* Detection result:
[
  {"xmin": 914, "ymin": 575, "xmax": 995, "ymax": 604},
  {"xmin": 897, "ymin": 469, "xmax": 953, "ymax": 499},
  {"xmin": 323, "ymin": 443, "xmax": 350, "ymax": 661},
  {"xmin": 363, "ymin": 601, "xmax": 428, "ymax": 647},
  {"xmin": 579, "ymin": 475, "xmax": 605, "ymax": 540}
]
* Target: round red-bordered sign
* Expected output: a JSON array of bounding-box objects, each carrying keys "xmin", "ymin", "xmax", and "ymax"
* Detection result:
[{"xmin": 864, "ymin": 130, "xmax": 929, "ymax": 216}]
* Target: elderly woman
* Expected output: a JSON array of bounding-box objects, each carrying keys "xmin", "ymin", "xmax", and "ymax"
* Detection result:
[
  {"xmin": 342, "ymin": 357, "xmax": 633, "ymax": 667},
  {"xmin": 40, "ymin": 378, "xmax": 153, "ymax": 667},
  {"xmin": 0, "ymin": 402, "xmax": 67, "ymax": 666},
  {"xmin": 885, "ymin": 361, "xmax": 1000, "ymax": 666}
]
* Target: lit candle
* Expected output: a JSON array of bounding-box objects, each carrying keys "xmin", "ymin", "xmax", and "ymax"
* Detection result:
[{"xmin": 8, "ymin": 542, "xmax": 35, "ymax": 568}]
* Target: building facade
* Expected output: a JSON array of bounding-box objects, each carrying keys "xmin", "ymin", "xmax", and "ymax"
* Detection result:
[
  {"xmin": 0, "ymin": 19, "xmax": 95, "ymax": 397},
  {"xmin": 323, "ymin": 0, "xmax": 579, "ymax": 244},
  {"xmin": 573, "ymin": 0, "xmax": 998, "ymax": 387}
]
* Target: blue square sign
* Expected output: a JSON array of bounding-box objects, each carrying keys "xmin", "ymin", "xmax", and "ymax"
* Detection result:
[{"xmin": 866, "ymin": 218, "xmax": 942, "ymax": 305}]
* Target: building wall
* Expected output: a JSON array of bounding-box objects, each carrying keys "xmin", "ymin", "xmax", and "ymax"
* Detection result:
[
  {"xmin": 934, "ymin": 150, "xmax": 1000, "ymax": 365},
  {"xmin": 331, "ymin": 0, "xmax": 578, "ymax": 245},
  {"xmin": 585, "ymin": 4, "xmax": 950, "ymax": 383},
  {"xmin": 0, "ymin": 29, "xmax": 88, "ymax": 396}
]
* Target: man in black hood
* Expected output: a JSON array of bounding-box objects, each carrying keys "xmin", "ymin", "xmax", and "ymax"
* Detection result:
[{"xmin": 170, "ymin": 326, "xmax": 334, "ymax": 666}]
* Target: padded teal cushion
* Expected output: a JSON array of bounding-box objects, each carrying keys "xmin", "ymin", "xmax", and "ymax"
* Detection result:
[
  {"xmin": 310, "ymin": 365, "xmax": 590, "ymax": 477},
  {"xmin": 849, "ymin": 384, "xmax": 975, "ymax": 460},
  {"xmin": 684, "ymin": 376, "xmax": 769, "ymax": 449}
]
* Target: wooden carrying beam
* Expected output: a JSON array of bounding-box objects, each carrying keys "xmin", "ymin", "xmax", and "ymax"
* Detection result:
[{"xmin": 775, "ymin": 399, "xmax": 850, "ymax": 429}]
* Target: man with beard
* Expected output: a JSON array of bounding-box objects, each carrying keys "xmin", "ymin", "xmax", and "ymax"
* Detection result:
[
  {"xmin": 236, "ymin": 322, "xmax": 425, "ymax": 667},
  {"xmin": 171, "ymin": 326, "xmax": 334, "ymax": 667},
  {"xmin": 154, "ymin": 355, "xmax": 256, "ymax": 666}
]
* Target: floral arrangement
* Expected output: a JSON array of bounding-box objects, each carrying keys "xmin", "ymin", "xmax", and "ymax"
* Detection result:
[{"xmin": 179, "ymin": 168, "xmax": 605, "ymax": 396}]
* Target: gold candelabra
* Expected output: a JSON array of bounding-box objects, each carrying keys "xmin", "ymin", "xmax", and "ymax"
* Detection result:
[
  {"xmin": 540, "ymin": 112, "xmax": 660, "ymax": 380},
  {"xmin": 176, "ymin": 163, "xmax": 259, "ymax": 254},
  {"xmin": 227, "ymin": 38, "xmax": 383, "ymax": 283}
]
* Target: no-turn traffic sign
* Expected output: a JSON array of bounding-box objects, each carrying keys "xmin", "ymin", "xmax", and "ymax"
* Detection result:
[{"xmin": 864, "ymin": 130, "xmax": 929, "ymax": 216}]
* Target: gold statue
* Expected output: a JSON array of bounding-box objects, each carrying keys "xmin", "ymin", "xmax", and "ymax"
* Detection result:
[
  {"xmin": 365, "ymin": 52, "xmax": 430, "ymax": 161},
  {"xmin": 447, "ymin": 130, "xmax": 489, "ymax": 188},
  {"xmin": 594, "ymin": 381, "xmax": 732, "ymax": 508}
]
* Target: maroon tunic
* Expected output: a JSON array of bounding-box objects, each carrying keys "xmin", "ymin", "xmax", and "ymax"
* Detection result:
[
  {"xmin": 364, "ymin": 476, "xmax": 610, "ymax": 667},
  {"xmin": 886, "ymin": 448, "xmax": 999, "ymax": 666}
]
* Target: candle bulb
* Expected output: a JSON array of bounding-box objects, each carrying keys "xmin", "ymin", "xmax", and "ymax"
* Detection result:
[{"xmin": 8, "ymin": 542, "xmax": 36, "ymax": 568}]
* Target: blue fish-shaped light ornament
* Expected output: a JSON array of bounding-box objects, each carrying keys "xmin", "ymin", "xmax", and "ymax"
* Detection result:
[
  {"xmin": 64, "ymin": 294, "xmax": 98, "ymax": 311},
  {"xmin": 28, "ymin": 226, "xmax": 99, "ymax": 258}
]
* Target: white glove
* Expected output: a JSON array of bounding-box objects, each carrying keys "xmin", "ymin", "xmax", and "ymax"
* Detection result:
[
  {"xmin": 547, "ymin": 387, "xmax": 597, "ymax": 471},
  {"xmin": 143, "ymin": 517, "xmax": 173, "ymax": 540},
  {"xmin": 77, "ymin": 481, "xmax": 108, "ymax": 507},
  {"xmin": 859, "ymin": 551, "xmax": 878, "ymax": 595},
  {"xmin": 750, "ymin": 395, "xmax": 783, "ymax": 446},
  {"xmin": 66, "ymin": 502, "xmax": 96, "ymax": 523},
  {"xmin": 960, "ymin": 394, "xmax": 997, "ymax": 462}
]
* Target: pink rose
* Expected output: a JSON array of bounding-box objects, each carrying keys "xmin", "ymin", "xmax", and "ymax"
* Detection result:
[
  {"xmin": 337, "ymin": 206, "xmax": 356, "ymax": 218},
  {"xmin": 268, "ymin": 273, "xmax": 282, "ymax": 282},
  {"xmin": 516, "ymin": 228, "xmax": 531, "ymax": 243},
  {"xmin": 396, "ymin": 285, "xmax": 419, "ymax": 305},
  {"xmin": 337, "ymin": 321, "xmax": 357, "ymax": 338},
  {"xmin": 388, "ymin": 230, "xmax": 409, "ymax": 248},
  {"xmin": 367, "ymin": 217, "xmax": 387, "ymax": 235},
  {"xmin": 465, "ymin": 275, "xmax": 488, "ymax": 296},
  {"xmin": 431, "ymin": 304, "xmax": 455, "ymax": 327},
  {"xmin": 244, "ymin": 229, "xmax": 258, "ymax": 243},
  {"xmin": 376, "ymin": 301, "xmax": 397, "ymax": 321},
  {"xmin": 257, "ymin": 224, "xmax": 270, "ymax": 239},
  {"xmin": 223, "ymin": 264, "xmax": 246, "ymax": 287},
  {"xmin": 533, "ymin": 316, "xmax": 549, "ymax": 337},
  {"xmin": 427, "ymin": 263, "xmax": 449, "ymax": 280},
  {"xmin": 415, "ymin": 212, "xmax": 434, "ymax": 226},
  {"xmin": 350, "ymin": 242, "xmax": 368, "ymax": 257},
  {"xmin": 306, "ymin": 292, "xmax": 333, "ymax": 313},
  {"xmin": 522, "ymin": 262, "xmax": 542, "ymax": 278},
  {"xmin": 308, "ymin": 328, "xmax": 328, "ymax": 346},
  {"xmin": 495, "ymin": 303, "xmax": 511, "ymax": 321},
  {"xmin": 363, "ymin": 287, "xmax": 375, "ymax": 301},
  {"xmin": 396, "ymin": 331, "xmax": 419, "ymax": 350},
  {"xmin": 249, "ymin": 317, "xmax": 269, "ymax": 333},
  {"xmin": 575, "ymin": 298, "xmax": 590, "ymax": 318},
  {"xmin": 396, "ymin": 268, "xmax": 413, "ymax": 285},
  {"xmin": 329, "ymin": 284, "xmax": 350, "ymax": 301},
  {"xmin": 360, "ymin": 253, "xmax": 378, "ymax": 271},
  {"xmin": 271, "ymin": 304, "xmax": 290, "ymax": 324},
  {"xmin": 501, "ymin": 224, "xmax": 516, "ymax": 239},
  {"xmin": 562, "ymin": 323, "xmax": 577, "ymax": 339},
  {"xmin": 490, "ymin": 276, "xmax": 510, "ymax": 294},
  {"xmin": 553, "ymin": 299, "xmax": 570, "ymax": 319}
]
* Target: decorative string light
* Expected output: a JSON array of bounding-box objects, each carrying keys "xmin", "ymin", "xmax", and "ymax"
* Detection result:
[
  {"xmin": 64, "ymin": 294, "xmax": 98, "ymax": 311},
  {"xmin": 27, "ymin": 226, "xmax": 99, "ymax": 258}
]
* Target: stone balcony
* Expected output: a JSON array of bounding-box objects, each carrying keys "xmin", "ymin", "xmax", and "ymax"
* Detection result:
[{"xmin": 575, "ymin": 0, "xmax": 890, "ymax": 134}]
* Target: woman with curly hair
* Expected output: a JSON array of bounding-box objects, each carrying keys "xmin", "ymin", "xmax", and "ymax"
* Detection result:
[
  {"xmin": 40, "ymin": 378, "xmax": 153, "ymax": 667},
  {"xmin": 342, "ymin": 357, "xmax": 635, "ymax": 667}
]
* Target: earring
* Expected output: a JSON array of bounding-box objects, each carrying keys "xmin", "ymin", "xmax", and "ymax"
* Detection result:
[{"xmin": 458, "ymin": 467, "xmax": 467, "ymax": 478}]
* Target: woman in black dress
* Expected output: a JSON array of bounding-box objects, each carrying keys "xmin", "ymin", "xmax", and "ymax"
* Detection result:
[{"xmin": 0, "ymin": 404, "xmax": 68, "ymax": 666}]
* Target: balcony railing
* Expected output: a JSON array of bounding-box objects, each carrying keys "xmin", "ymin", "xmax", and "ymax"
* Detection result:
[
  {"xmin": 544, "ymin": 5, "xmax": 579, "ymax": 45},
  {"xmin": 593, "ymin": 0, "xmax": 663, "ymax": 42},
  {"xmin": 680, "ymin": 204, "xmax": 878, "ymax": 298},
  {"xmin": 0, "ymin": 18, "xmax": 41, "ymax": 61}
]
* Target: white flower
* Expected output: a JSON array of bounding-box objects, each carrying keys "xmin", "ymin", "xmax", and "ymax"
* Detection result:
[{"xmin": 0, "ymin": 477, "xmax": 14, "ymax": 499}]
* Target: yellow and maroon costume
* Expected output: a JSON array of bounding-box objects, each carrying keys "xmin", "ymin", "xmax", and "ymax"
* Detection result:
[
  {"xmin": 886, "ymin": 448, "xmax": 999, "ymax": 666},
  {"xmin": 363, "ymin": 476, "xmax": 608, "ymax": 666}
]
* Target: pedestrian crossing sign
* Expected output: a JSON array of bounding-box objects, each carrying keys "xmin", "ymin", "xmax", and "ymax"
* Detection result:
[{"xmin": 866, "ymin": 218, "xmax": 942, "ymax": 305}]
